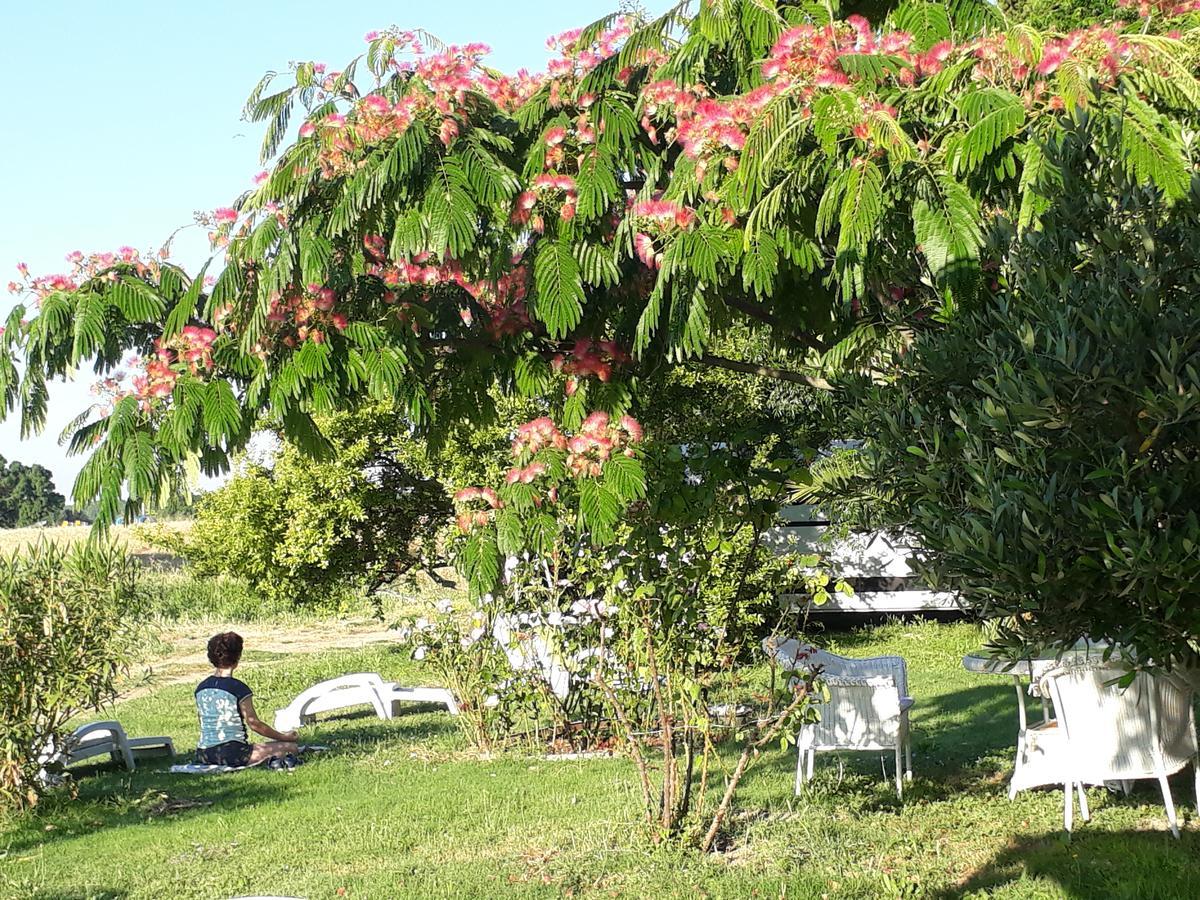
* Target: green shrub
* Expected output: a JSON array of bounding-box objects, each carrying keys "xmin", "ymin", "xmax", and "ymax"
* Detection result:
[
  {"xmin": 851, "ymin": 138, "xmax": 1200, "ymax": 673},
  {"xmin": 0, "ymin": 541, "xmax": 139, "ymax": 810},
  {"xmin": 147, "ymin": 429, "xmax": 450, "ymax": 611}
]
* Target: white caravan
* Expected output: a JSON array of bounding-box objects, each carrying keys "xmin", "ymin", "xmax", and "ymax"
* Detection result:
[{"xmin": 764, "ymin": 505, "xmax": 959, "ymax": 614}]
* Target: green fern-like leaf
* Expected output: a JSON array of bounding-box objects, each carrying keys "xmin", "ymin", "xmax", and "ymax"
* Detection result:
[
  {"xmin": 532, "ymin": 236, "xmax": 585, "ymax": 338},
  {"xmin": 603, "ymin": 454, "xmax": 646, "ymax": 502},
  {"xmin": 835, "ymin": 160, "xmax": 884, "ymax": 301},
  {"xmin": 1122, "ymin": 34, "xmax": 1200, "ymax": 112},
  {"xmin": 912, "ymin": 171, "xmax": 982, "ymax": 293},
  {"xmin": 949, "ymin": 88, "xmax": 1025, "ymax": 175},
  {"xmin": 164, "ymin": 261, "xmax": 211, "ymax": 338},
  {"xmin": 1119, "ymin": 95, "xmax": 1190, "ymax": 201},
  {"xmin": 111, "ymin": 277, "xmax": 165, "ymax": 323},
  {"xmin": 71, "ymin": 292, "xmax": 108, "ymax": 362},
  {"xmin": 892, "ymin": 2, "xmax": 952, "ymax": 52},
  {"xmin": 122, "ymin": 430, "xmax": 157, "ymax": 501},
  {"xmin": 579, "ymin": 479, "xmax": 620, "ymax": 545},
  {"xmin": 1015, "ymin": 139, "xmax": 1060, "ymax": 233},
  {"xmin": 202, "ymin": 380, "xmax": 243, "ymax": 443}
]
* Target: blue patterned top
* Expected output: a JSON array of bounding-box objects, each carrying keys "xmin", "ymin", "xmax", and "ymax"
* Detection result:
[{"xmin": 194, "ymin": 675, "xmax": 252, "ymax": 748}]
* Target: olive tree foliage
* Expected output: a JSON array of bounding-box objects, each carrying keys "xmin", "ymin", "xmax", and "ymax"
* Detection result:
[
  {"xmin": 0, "ymin": 0, "xmax": 1196, "ymax": 527},
  {"xmin": 848, "ymin": 115, "xmax": 1200, "ymax": 673},
  {"xmin": 0, "ymin": 542, "xmax": 140, "ymax": 811}
]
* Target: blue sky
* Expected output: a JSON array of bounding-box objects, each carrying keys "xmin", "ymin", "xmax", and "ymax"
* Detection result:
[{"xmin": 0, "ymin": 0, "xmax": 673, "ymax": 501}]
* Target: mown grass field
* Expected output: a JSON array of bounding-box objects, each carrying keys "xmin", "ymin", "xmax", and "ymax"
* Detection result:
[{"xmin": 2, "ymin": 621, "xmax": 1197, "ymax": 899}]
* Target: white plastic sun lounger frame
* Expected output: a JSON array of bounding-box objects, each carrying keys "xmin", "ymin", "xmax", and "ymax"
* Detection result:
[
  {"xmin": 273, "ymin": 673, "xmax": 457, "ymax": 732},
  {"xmin": 41, "ymin": 720, "xmax": 175, "ymax": 776}
]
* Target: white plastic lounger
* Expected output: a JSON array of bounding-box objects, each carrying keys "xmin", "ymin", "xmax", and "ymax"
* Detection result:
[
  {"xmin": 62, "ymin": 721, "xmax": 137, "ymax": 771},
  {"xmin": 39, "ymin": 721, "xmax": 175, "ymax": 782},
  {"xmin": 274, "ymin": 673, "xmax": 392, "ymax": 732},
  {"xmin": 381, "ymin": 684, "xmax": 459, "ymax": 716},
  {"xmin": 274, "ymin": 674, "xmax": 457, "ymax": 732}
]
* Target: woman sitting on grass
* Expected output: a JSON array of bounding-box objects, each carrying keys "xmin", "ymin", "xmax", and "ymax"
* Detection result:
[{"xmin": 195, "ymin": 631, "xmax": 299, "ymax": 767}]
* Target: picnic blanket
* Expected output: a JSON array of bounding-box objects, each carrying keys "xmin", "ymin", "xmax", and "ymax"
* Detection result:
[
  {"xmin": 169, "ymin": 746, "xmax": 330, "ymax": 774},
  {"xmin": 169, "ymin": 762, "xmax": 264, "ymax": 775}
]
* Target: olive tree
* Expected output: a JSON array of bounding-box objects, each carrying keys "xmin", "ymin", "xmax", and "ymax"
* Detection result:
[{"xmin": 850, "ymin": 122, "xmax": 1200, "ymax": 676}]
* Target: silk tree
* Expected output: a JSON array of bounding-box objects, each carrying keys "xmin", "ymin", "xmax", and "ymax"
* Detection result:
[{"xmin": 4, "ymin": 1, "xmax": 1195, "ymax": 524}]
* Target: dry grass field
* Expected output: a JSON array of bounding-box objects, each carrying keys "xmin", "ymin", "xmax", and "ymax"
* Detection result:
[{"xmin": 0, "ymin": 522, "xmax": 188, "ymax": 559}]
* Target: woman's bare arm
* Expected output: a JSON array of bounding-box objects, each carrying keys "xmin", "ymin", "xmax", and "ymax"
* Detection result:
[{"xmin": 239, "ymin": 696, "xmax": 298, "ymax": 743}]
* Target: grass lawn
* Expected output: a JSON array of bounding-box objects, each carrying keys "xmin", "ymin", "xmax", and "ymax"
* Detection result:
[{"xmin": 2, "ymin": 620, "xmax": 1197, "ymax": 899}]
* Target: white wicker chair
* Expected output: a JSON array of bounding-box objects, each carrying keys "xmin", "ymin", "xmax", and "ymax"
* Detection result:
[
  {"xmin": 1035, "ymin": 663, "xmax": 1200, "ymax": 837},
  {"xmin": 764, "ymin": 638, "xmax": 914, "ymax": 797}
]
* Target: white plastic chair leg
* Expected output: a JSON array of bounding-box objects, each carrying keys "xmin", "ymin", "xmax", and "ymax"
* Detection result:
[
  {"xmin": 894, "ymin": 744, "xmax": 903, "ymax": 799},
  {"xmin": 1063, "ymin": 782, "xmax": 1074, "ymax": 833},
  {"xmin": 1193, "ymin": 757, "xmax": 1200, "ymax": 811},
  {"xmin": 904, "ymin": 735, "xmax": 912, "ymax": 781},
  {"xmin": 807, "ymin": 748, "xmax": 815, "ymax": 780},
  {"xmin": 1157, "ymin": 771, "xmax": 1180, "ymax": 839},
  {"xmin": 119, "ymin": 739, "xmax": 135, "ymax": 772},
  {"xmin": 1008, "ymin": 731, "xmax": 1024, "ymax": 801},
  {"xmin": 1076, "ymin": 782, "xmax": 1090, "ymax": 822}
]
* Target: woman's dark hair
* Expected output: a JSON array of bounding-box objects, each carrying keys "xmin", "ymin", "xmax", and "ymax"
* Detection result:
[{"xmin": 207, "ymin": 632, "xmax": 244, "ymax": 668}]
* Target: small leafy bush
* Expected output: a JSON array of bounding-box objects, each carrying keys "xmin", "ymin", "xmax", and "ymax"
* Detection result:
[
  {"xmin": 0, "ymin": 541, "xmax": 139, "ymax": 811},
  {"xmin": 395, "ymin": 600, "xmax": 547, "ymax": 751},
  {"xmin": 148, "ymin": 433, "xmax": 450, "ymax": 611}
]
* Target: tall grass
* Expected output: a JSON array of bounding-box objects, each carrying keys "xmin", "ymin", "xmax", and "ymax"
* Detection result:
[
  {"xmin": 0, "ymin": 524, "xmax": 173, "ymax": 557},
  {"xmin": 2, "ymin": 523, "xmax": 452, "ymax": 628}
]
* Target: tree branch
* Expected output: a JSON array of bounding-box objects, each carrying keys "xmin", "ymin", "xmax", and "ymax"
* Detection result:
[
  {"xmin": 722, "ymin": 294, "xmax": 829, "ymax": 354},
  {"xmin": 694, "ymin": 354, "xmax": 834, "ymax": 391},
  {"xmin": 699, "ymin": 684, "xmax": 812, "ymax": 853}
]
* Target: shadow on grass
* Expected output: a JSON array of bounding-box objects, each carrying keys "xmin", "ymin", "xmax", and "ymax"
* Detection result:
[
  {"xmin": 942, "ymin": 828, "xmax": 1200, "ymax": 899},
  {"xmin": 4, "ymin": 778, "xmax": 297, "ymax": 856},
  {"xmin": 916, "ymin": 683, "xmax": 1015, "ymax": 771},
  {"xmin": 300, "ymin": 707, "xmax": 460, "ymax": 747},
  {"xmin": 1, "ymin": 716, "xmax": 464, "ymax": 857}
]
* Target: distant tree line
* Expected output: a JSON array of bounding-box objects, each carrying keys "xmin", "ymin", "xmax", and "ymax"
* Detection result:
[{"xmin": 0, "ymin": 455, "xmax": 65, "ymax": 528}]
